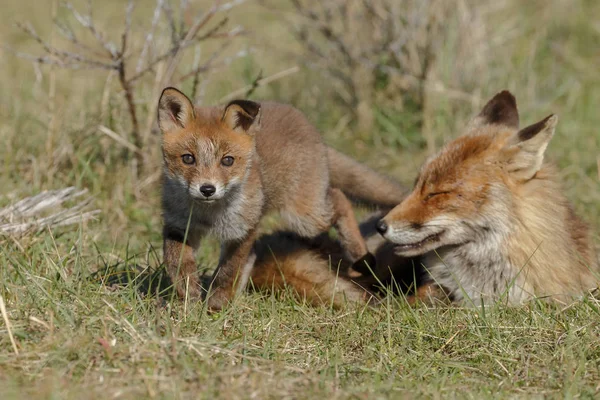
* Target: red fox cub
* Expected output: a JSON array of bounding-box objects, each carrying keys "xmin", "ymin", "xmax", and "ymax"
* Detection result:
[
  {"xmin": 377, "ymin": 90, "xmax": 599, "ymax": 305},
  {"xmin": 157, "ymin": 87, "xmax": 405, "ymax": 310}
]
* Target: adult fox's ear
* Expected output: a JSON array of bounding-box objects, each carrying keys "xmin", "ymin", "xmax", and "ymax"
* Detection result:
[
  {"xmin": 222, "ymin": 99, "xmax": 261, "ymax": 135},
  {"xmin": 157, "ymin": 87, "xmax": 195, "ymax": 132},
  {"xmin": 503, "ymin": 114, "xmax": 557, "ymax": 180},
  {"xmin": 467, "ymin": 90, "xmax": 519, "ymax": 131}
]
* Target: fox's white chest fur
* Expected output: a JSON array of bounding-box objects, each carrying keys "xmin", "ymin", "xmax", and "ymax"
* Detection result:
[
  {"xmin": 425, "ymin": 240, "xmax": 532, "ymax": 306},
  {"xmin": 162, "ymin": 175, "xmax": 263, "ymax": 242}
]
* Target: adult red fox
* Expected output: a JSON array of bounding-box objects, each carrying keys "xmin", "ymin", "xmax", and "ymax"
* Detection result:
[
  {"xmin": 157, "ymin": 88, "xmax": 405, "ymax": 310},
  {"xmin": 376, "ymin": 91, "xmax": 599, "ymax": 305}
]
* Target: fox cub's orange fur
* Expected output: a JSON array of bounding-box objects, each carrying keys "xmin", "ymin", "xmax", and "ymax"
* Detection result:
[
  {"xmin": 158, "ymin": 87, "xmax": 405, "ymax": 310},
  {"xmin": 377, "ymin": 90, "xmax": 599, "ymax": 305}
]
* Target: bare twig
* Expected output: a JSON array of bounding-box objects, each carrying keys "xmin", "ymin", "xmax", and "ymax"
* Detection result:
[
  {"xmin": 219, "ymin": 66, "xmax": 300, "ymax": 102},
  {"xmin": 244, "ymin": 69, "xmax": 264, "ymax": 98},
  {"xmin": 160, "ymin": 2, "xmax": 220, "ymax": 86},
  {"xmin": 180, "ymin": 0, "xmax": 190, "ymax": 33},
  {"xmin": 122, "ymin": 0, "xmax": 135, "ymax": 56},
  {"xmin": 53, "ymin": 19, "xmax": 108, "ymax": 59},
  {"xmin": 190, "ymin": 45, "xmax": 203, "ymax": 99},
  {"xmin": 126, "ymin": 19, "xmax": 242, "ymax": 85},
  {"xmin": 175, "ymin": 42, "xmax": 232, "ymax": 84},
  {"xmin": 6, "ymin": 47, "xmax": 113, "ymax": 70},
  {"xmin": 98, "ymin": 125, "xmax": 143, "ymax": 155},
  {"xmin": 15, "ymin": 22, "xmax": 114, "ymax": 69},
  {"xmin": 161, "ymin": 0, "xmax": 178, "ymax": 46},
  {"xmin": 114, "ymin": 0, "xmax": 145, "ymax": 168},
  {"xmin": 136, "ymin": 0, "xmax": 165, "ymax": 73},
  {"xmin": 218, "ymin": 0, "xmax": 248, "ymax": 12},
  {"xmin": 63, "ymin": 1, "xmax": 118, "ymax": 57}
]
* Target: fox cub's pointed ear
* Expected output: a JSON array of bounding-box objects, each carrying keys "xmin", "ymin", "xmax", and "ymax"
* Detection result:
[
  {"xmin": 157, "ymin": 87, "xmax": 195, "ymax": 132},
  {"xmin": 468, "ymin": 90, "xmax": 519, "ymax": 130},
  {"xmin": 503, "ymin": 114, "xmax": 557, "ymax": 180},
  {"xmin": 222, "ymin": 100, "xmax": 261, "ymax": 135}
]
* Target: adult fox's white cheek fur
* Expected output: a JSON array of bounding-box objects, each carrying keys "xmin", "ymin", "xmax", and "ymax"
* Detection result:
[{"xmin": 383, "ymin": 215, "xmax": 472, "ymax": 257}]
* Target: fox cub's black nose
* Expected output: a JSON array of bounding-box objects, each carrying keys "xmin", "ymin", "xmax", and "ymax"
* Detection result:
[
  {"xmin": 200, "ymin": 184, "xmax": 216, "ymax": 197},
  {"xmin": 376, "ymin": 219, "xmax": 388, "ymax": 234}
]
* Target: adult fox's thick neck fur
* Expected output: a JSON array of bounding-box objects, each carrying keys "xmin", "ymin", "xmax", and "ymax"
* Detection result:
[
  {"xmin": 158, "ymin": 87, "xmax": 406, "ymax": 310},
  {"xmin": 378, "ymin": 90, "xmax": 599, "ymax": 305}
]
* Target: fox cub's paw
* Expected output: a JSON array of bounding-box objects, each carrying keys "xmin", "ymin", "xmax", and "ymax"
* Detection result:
[
  {"xmin": 173, "ymin": 281, "xmax": 202, "ymax": 300},
  {"xmin": 205, "ymin": 288, "xmax": 233, "ymax": 313}
]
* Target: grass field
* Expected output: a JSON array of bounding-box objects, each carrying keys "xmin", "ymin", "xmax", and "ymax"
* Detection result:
[{"xmin": 1, "ymin": 0, "xmax": 600, "ymax": 398}]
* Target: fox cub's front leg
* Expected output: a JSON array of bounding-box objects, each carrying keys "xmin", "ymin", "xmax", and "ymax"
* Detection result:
[
  {"xmin": 163, "ymin": 228, "xmax": 202, "ymax": 299},
  {"xmin": 206, "ymin": 228, "xmax": 258, "ymax": 311}
]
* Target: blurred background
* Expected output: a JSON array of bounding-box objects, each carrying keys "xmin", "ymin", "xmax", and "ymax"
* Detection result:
[{"xmin": 1, "ymin": 0, "xmax": 599, "ymax": 259}]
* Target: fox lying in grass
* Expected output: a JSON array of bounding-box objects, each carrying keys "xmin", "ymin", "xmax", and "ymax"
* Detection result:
[
  {"xmin": 157, "ymin": 87, "xmax": 405, "ymax": 310},
  {"xmin": 244, "ymin": 213, "xmax": 426, "ymax": 308},
  {"xmin": 375, "ymin": 90, "xmax": 599, "ymax": 305}
]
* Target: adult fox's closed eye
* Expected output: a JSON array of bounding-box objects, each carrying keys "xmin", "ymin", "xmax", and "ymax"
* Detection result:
[{"xmin": 157, "ymin": 87, "xmax": 406, "ymax": 310}]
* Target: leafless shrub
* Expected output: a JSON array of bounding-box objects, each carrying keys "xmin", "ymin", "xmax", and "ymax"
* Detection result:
[
  {"xmin": 271, "ymin": 0, "xmax": 495, "ymax": 150},
  {"xmin": 9, "ymin": 0, "xmax": 247, "ymax": 172},
  {"xmin": 0, "ymin": 187, "xmax": 99, "ymax": 235}
]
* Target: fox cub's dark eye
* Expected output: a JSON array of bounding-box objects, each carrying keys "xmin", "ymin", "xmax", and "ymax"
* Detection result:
[
  {"xmin": 221, "ymin": 156, "xmax": 234, "ymax": 167},
  {"xmin": 182, "ymin": 154, "xmax": 195, "ymax": 165}
]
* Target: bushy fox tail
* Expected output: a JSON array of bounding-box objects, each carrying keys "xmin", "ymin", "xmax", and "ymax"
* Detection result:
[
  {"xmin": 327, "ymin": 147, "xmax": 407, "ymax": 208},
  {"xmin": 249, "ymin": 233, "xmax": 372, "ymax": 308}
]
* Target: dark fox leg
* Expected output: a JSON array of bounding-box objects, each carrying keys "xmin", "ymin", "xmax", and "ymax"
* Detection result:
[
  {"xmin": 205, "ymin": 228, "xmax": 258, "ymax": 311},
  {"xmin": 163, "ymin": 227, "xmax": 203, "ymax": 299}
]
